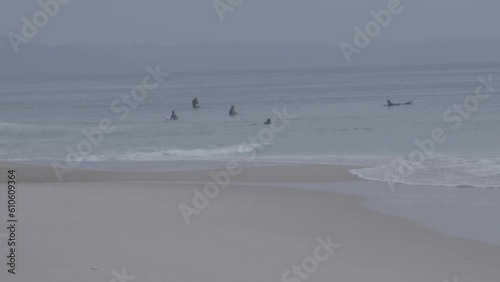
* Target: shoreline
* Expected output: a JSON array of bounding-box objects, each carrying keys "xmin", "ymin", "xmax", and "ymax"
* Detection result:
[
  {"xmin": 0, "ymin": 161, "xmax": 361, "ymax": 183},
  {"xmin": 4, "ymin": 154, "xmax": 499, "ymax": 189}
]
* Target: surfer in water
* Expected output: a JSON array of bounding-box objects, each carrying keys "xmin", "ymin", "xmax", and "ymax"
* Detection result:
[
  {"xmin": 229, "ymin": 105, "xmax": 237, "ymax": 116},
  {"xmin": 192, "ymin": 97, "xmax": 199, "ymax": 109},
  {"xmin": 386, "ymin": 100, "xmax": 412, "ymax": 107},
  {"xmin": 264, "ymin": 118, "xmax": 272, "ymax": 125},
  {"xmin": 170, "ymin": 110, "xmax": 178, "ymax": 120}
]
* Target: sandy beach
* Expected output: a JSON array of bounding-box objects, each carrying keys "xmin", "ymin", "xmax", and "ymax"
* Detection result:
[{"xmin": 0, "ymin": 162, "xmax": 499, "ymax": 282}]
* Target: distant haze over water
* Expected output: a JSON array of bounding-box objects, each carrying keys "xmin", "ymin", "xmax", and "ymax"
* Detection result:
[{"xmin": 1, "ymin": 37, "xmax": 500, "ymax": 74}]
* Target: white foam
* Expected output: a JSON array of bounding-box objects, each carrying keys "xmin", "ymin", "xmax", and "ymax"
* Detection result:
[
  {"xmin": 350, "ymin": 155, "xmax": 500, "ymax": 189},
  {"xmin": 79, "ymin": 143, "xmax": 262, "ymax": 162}
]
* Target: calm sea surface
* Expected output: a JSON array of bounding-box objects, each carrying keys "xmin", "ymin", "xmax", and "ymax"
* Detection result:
[{"xmin": 1, "ymin": 63, "xmax": 499, "ymax": 187}]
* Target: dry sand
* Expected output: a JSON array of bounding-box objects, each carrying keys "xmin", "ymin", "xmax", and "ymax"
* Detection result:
[{"xmin": 0, "ymin": 162, "xmax": 498, "ymax": 282}]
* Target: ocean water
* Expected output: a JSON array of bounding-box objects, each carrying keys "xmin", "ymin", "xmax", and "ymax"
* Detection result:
[{"xmin": 1, "ymin": 63, "xmax": 499, "ymax": 188}]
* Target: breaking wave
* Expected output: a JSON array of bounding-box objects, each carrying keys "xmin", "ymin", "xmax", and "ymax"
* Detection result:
[
  {"xmin": 350, "ymin": 155, "xmax": 500, "ymax": 189},
  {"xmin": 80, "ymin": 143, "xmax": 262, "ymax": 162},
  {"xmin": 0, "ymin": 123, "xmax": 69, "ymax": 139}
]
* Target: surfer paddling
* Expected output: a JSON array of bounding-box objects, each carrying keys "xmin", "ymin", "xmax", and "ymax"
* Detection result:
[{"xmin": 386, "ymin": 100, "xmax": 413, "ymax": 107}]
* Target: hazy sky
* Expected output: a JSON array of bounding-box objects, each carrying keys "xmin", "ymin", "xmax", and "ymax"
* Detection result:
[{"xmin": 1, "ymin": 0, "xmax": 499, "ymax": 47}]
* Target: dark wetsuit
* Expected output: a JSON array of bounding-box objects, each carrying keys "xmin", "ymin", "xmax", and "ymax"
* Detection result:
[{"xmin": 229, "ymin": 106, "xmax": 237, "ymax": 116}]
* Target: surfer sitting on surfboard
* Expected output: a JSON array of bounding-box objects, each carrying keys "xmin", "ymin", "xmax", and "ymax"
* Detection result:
[
  {"xmin": 169, "ymin": 110, "xmax": 178, "ymax": 120},
  {"xmin": 229, "ymin": 105, "xmax": 237, "ymax": 116},
  {"xmin": 192, "ymin": 97, "xmax": 200, "ymax": 109}
]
